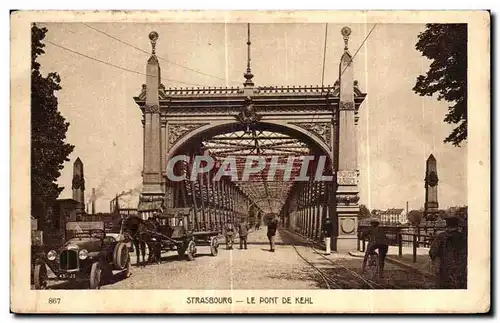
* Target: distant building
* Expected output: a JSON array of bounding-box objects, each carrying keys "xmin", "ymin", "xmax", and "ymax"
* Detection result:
[{"xmin": 380, "ymin": 208, "xmax": 407, "ymax": 224}]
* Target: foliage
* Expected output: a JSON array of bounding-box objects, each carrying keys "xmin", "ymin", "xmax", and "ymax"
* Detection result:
[
  {"xmin": 31, "ymin": 24, "xmax": 74, "ymax": 217},
  {"xmin": 413, "ymin": 24, "xmax": 467, "ymax": 147},
  {"xmin": 359, "ymin": 204, "xmax": 371, "ymax": 219},
  {"xmin": 407, "ymin": 209, "xmax": 424, "ymax": 226}
]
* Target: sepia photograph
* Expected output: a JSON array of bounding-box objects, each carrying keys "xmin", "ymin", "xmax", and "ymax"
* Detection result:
[{"xmin": 11, "ymin": 10, "xmax": 490, "ymax": 313}]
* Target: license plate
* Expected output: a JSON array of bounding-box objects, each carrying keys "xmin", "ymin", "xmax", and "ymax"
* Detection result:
[{"xmin": 59, "ymin": 273, "xmax": 76, "ymax": 279}]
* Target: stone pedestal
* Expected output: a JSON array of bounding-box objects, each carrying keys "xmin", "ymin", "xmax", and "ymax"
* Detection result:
[{"xmin": 336, "ymin": 214, "xmax": 358, "ymax": 251}]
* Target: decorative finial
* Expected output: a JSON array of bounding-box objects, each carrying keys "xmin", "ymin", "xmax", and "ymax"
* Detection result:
[
  {"xmin": 341, "ymin": 26, "xmax": 351, "ymax": 51},
  {"xmin": 244, "ymin": 23, "xmax": 254, "ymax": 87},
  {"xmin": 149, "ymin": 31, "xmax": 159, "ymax": 55}
]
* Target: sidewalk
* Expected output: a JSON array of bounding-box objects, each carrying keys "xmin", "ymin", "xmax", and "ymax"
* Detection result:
[{"xmin": 349, "ymin": 246, "xmax": 436, "ymax": 278}]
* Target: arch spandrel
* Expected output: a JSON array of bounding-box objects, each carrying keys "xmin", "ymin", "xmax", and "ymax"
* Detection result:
[{"xmin": 166, "ymin": 120, "xmax": 334, "ymax": 163}]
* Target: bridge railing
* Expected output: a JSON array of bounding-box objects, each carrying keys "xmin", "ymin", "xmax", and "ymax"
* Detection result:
[
  {"xmin": 357, "ymin": 231, "xmax": 437, "ymax": 263},
  {"xmin": 356, "ymin": 224, "xmax": 453, "ymax": 263}
]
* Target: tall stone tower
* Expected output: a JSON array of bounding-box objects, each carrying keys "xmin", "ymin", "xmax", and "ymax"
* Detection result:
[
  {"xmin": 72, "ymin": 157, "xmax": 85, "ymax": 216},
  {"xmin": 335, "ymin": 26, "xmax": 361, "ymax": 252},
  {"xmin": 424, "ymin": 154, "xmax": 439, "ymax": 220},
  {"xmin": 137, "ymin": 31, "xmax": 166, "ymax": 219}
]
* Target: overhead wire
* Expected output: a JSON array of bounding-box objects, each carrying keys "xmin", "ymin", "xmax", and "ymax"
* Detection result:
[
  {"xmin": 320, "ymin": 23, "xmax": 328, "ymax": 88},
  {"xmin": 82, "ymin": 23, "xmax": 241, "ymax": 85},
  {"xmin": 310, "ymin": 23, "xmax": 377, "ymax": 124},
  {"xmin": 44, "ymin": 39, "xmax": 204, "ymax": 87}
]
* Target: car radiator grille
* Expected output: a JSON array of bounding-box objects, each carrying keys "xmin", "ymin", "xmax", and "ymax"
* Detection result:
[{"xmin": 60, "ymin": 250, "xmax": 78, "ymax": 270}]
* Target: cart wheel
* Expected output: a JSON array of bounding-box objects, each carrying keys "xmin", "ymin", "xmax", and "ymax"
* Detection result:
[
  {"xmin": 113, "ymin": 242, "xmax": 129, "ymax": 270},
  {"xmin": 34, "ymin": 263, "xmax": 48, "ymax": 290},
  {"xmin": 210, "ymin": 237, "xmax": 219, "ymax": 256},
  {"xmin": 89, "ymin": 262, "xmax": 102, "ymax": 289},
  {"xmin": 177, "ymin": 245, "xmax": 186, "ymax": 259},
  {"xmin": 186, "ymin": 240, "xmax": 196, "ymax": 261}
]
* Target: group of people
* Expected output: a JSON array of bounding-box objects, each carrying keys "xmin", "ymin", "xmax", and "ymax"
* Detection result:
[
  {"xmin": 360, "ymin": 215, "xmax": 467, "ymax": 288},
  {"xmin": 223, "ymin": 219, "xmax": 250, "ymax": 250},
  {"xmin": 223, "ymin": 216, "xmax": 279, "ymax": 252}
]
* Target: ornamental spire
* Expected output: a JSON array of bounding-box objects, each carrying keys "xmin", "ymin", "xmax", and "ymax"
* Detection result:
[
  {"xmin": 149, "ymin": 31, "xmax": 159, "ymax": 55},
  {"xmin": 243, "ymin": 23, "xmax": 254, "ymax": 87},
  {"xmin": 341, "ymin": 26, "xmax": 351, "ymax": 52}
]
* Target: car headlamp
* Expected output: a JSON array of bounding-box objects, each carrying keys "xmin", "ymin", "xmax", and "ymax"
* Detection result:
[
  {"xmin": 47, "ymin": 250, "xmax": 57, "ymax": 261},
  {"xmin": 78, "ymin": 249, "xmax": 88, "ymax": 260}
]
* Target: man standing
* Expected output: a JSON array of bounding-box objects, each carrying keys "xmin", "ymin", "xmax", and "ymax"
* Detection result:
[
  {"xmin": 224, "ymin": 219, "xmax": 235, "ymax": 250},
  {"xmin": 322, "ymin": 218, "xmax": 333, "ymax": 255},
  {"xmin": 429, "ymin": 215, "xmax": 467, "ymax": 289},
  {"xmin": 267, "ymin": 216, "xmax": 278, "ymax": 252},
  {"xmin": 238, "ymin": 219, "xmax": 250, "ymax": 250}
]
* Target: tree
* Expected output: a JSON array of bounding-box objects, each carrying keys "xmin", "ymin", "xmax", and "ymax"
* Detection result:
[
  {"xmin": 407, "ymin": 210, "xmax": 424, "ymax": 226},
  {"xmin": 31, "ymin": 24, "xmax": 74, "ymax": 218},
  {"xmin": 413, "ymin": 24, "xmax": 467, "ymax": 147},
  {"xmin": 359, "ymin": 204, "xmax": 371, "ymax": 219}
]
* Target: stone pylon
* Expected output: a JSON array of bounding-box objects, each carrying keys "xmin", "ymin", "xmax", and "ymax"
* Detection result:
[
  {"xmin": 335, "ymin": 26, "xmax": 361, "ymax": 252},
  {"xmin": 72, "ymin": 157, "xmax": 85, "ymax": 216},
  {"xmin": 138, "ymin": 31, "xmax": 166, "ymax": 219},
  {"xmin": 424, "ymin": 154, "xmax": 439, "ymax": 220}
]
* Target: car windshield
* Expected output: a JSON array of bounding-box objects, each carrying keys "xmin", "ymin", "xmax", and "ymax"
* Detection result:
[{"xmin": 66, "ymin": 221, "xmax": 105, "ymax": 239}]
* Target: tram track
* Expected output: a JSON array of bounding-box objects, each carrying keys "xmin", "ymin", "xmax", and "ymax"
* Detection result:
[
  {"xmin": 290, "ymin": 242, "xmax": 338, "ymax": 289},
  {"xmin": 308, "ymin": 243, "xmax": 386, "ymax": 289},
  {"xmin": 285, "ymin": 229, "xmax": 395, "ymax": 289}
]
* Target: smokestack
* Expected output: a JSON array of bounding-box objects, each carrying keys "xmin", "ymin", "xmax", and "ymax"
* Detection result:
[{"xmin": 92, "ymin": 188, "xmax": 96, "ymax": 215}]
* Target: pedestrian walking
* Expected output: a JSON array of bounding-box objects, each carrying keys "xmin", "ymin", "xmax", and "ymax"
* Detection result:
[
  {"xmin": 322, "ymin": 218, "xmax": 333, "ymax": 255},
  {"xmin": 224, "ymin": 219, "xmax": 235, "ymax": 250},
  {"xmin": 429, "ymin": 215, "xmax": 467, "ymax": 289},
  {"xmin": 267, "ymin": 216, "xmax": 278, "ymax": 252},
  {"xmin": 238, "ymin": 219, "xmax": 250, "ymax": 250}
]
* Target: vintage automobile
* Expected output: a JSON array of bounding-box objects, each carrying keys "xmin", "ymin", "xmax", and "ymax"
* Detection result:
[{"xmin": 33, "ymin": 221, "xmax": 131, "ymax": 289}]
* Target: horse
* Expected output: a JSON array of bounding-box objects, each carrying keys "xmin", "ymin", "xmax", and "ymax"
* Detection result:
[{"xmin": 121, "ymin": 215, "xmax": 162, "ymax": 266}]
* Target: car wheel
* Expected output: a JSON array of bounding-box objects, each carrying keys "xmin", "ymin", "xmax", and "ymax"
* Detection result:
[
  {"xmin": 89, "ymin": 262, "xmax": 102, "ymax": 289},
  {"xmin": 113, "ymin": 242, "xmax": 129, "ymax": 270},
  {"xmin": 34, "ymin": 263, "xmax": 48, "ymax": 290},
  {"xmin": 210, "ymin": 237, "xmax": 219, "ymax": 256}
]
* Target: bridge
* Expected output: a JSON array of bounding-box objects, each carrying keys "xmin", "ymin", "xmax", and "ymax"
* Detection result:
[{"xmin": 136, "ymin": 25, "xmax": 363, "ymax": 252}]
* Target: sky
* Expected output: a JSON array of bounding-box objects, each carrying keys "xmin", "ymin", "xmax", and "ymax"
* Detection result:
[{"xmin": 37, "ymin": 22, "xmax": 467, "ymax": 213}]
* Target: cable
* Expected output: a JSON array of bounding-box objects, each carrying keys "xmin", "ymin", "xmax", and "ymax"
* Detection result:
[
  {"xmin": 320, "ymin": 23, "xmax": 328, "ymax": 88},
  {"xmin": 44, "ymin": 39, "xmax": 204, "ymax": 87},
  {"xmin": 340, "ymin": 24, "xmax": 377, "ymax": 78},
  {"xmin": 83, "ymin": 23, "xmax": 240, "ymax": 84},
  {"xmin": 311, "ymin": 24, "xmax": 377, "ymax": 124}
]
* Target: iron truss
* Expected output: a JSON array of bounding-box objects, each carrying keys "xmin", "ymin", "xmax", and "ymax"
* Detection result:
[{"xmin": 202, "ymin": 130, "xmax": 310, "ymax": 214}]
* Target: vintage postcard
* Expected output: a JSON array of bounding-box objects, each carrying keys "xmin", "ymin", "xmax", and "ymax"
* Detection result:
[{"xmin": 11, "ymin": 10, "xmax": 490, "ymax": 313}]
